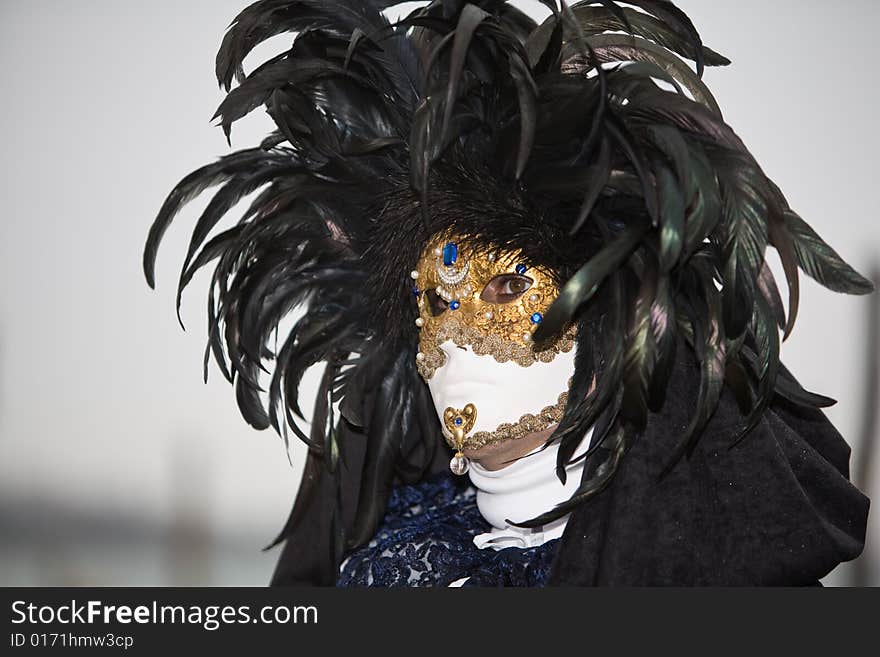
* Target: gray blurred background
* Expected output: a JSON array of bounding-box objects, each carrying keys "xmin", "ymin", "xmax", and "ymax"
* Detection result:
[{"xmin": 0, "ymin": 0, "xmax": 877, "ymax": 586}]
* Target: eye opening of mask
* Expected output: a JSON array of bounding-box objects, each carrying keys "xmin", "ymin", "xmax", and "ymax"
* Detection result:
[
  {"xmin": 424, "ymin": 288, "xmax": 449, "ymax": 316},
  {"xmin": 480, "ymin": 274, "xmax": 534, "ymax": 304}
]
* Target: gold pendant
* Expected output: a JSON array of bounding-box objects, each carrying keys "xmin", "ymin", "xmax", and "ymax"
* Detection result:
[{"xmin": 443, "ymin": 403, "xmax": 477, "ymax": 475}]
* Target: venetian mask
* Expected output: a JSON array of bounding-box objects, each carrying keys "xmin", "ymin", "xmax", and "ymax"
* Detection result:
[{"xmin": 411, "ymin": 234, "xmax": 577, "ymax": 474}]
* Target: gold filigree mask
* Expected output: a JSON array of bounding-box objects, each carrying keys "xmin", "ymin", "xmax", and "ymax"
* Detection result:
[{"xmin": 412, "ymin": 234, "xmax": 576, "ymax": 380}]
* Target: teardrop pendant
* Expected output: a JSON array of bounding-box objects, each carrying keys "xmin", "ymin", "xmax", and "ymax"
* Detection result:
[
  {"xmin": 450, "ymin": 451, "xmax": 470, "ymax": 476},
  {"xmin": 443, "ymin": 404, "xmax": 477, "ymax": 476}
]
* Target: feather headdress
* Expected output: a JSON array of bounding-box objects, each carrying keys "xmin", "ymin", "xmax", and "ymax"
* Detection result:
[{"xmin": 144, "ymin": 0, "xmax": 873, "ymax": 558}]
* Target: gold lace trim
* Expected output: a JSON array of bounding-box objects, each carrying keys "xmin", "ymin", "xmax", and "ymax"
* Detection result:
[
  {"xmin": 442, "ymin": 390, "xmax": 569, "ymax": 451},
  {"xmin": 417, "ymin": 320, "xmax": 576, "ymax": 380}
]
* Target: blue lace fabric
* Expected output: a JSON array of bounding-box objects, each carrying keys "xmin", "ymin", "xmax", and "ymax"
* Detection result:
[{"xmin": 336, "ymin": 471, "xmax": 560, "ymax": 587}]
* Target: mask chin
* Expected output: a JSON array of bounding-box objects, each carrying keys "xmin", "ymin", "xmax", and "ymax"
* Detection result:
[{"xmin": 427, "ymin": 340, "xmax": 575, "ymax": 450}]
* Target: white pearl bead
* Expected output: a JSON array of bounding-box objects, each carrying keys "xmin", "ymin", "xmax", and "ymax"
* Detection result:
[
  {"xmin": 522, "ymin": 332, "xmax": 532, "ymax": 343},
  {"xmin": 416, "ymin": 352, "xmax": 425, "ymax": 361},
  {"xmin": 529, "ymin": 294, "xmax": 539, "ymax": 303},
  {"xmin": 434, "ymin": 247, "xmax": 442, "ymax": 256},
  {"xmin": 487, "ymin": 253, "xmax": 496, "ymax": 262},
  {"xmin": 484, "ymin": 311, "xmax": 493, "ymax": 320},
  {"xmin": 415, "ymin": 317, "xmax": 424, "ymax": 327},
  {"xmin": 410, "ymin": 270, "xmax": 420, "ymax": 280}
]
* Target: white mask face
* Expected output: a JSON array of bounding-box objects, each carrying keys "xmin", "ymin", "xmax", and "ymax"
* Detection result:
[
  {"xmin": 426, "ymin": 340, "xmax": 575, "ymax": 453},
  {"xmin": 411, "ymin": 233, "xmax": 577, "ymax": 473}
]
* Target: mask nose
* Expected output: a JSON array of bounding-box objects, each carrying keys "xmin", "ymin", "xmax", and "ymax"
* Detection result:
[
  {"xmin": 431, "ymin": 341, "xmax": 463, "ymax": 389},
  {"xmin": 439, "ymin": 341, "xmax": 469, "ymax": 359},
  {"xmin": 432, "ymin": 342, "xmax": 503, "ymax": 391}
]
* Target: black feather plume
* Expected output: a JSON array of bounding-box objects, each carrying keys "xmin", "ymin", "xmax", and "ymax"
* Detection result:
[{"xmin": 146, "ymin": 0, "xmax": 873, "ymax": 550}]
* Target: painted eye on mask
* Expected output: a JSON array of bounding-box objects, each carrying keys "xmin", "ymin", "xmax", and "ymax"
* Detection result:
[
  {"xmin": 480, "ymin": 274, "xmax": 533, "ymax": 304},
  {"xmin": 425, "ymin": 288, "xmax": 449, "ymax": 316}
]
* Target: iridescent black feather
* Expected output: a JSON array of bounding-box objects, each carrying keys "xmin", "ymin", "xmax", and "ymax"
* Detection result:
[{"xmin": 144, "ymin": 0, "xmax": 873, "ymax": 545}]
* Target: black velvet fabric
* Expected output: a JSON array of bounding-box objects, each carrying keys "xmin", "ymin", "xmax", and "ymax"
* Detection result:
[
  {"xmin": 271, "ymin": 351, "xmax": 869, "ymax": 586},
  {"xmin": 547, "ymin": 353, "xmax": 869, "ymax": 586}
]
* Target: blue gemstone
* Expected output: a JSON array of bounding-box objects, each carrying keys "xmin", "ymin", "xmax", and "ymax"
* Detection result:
[
  {"xmin": 450, "ymin": 300, "xmax": 461, "ymax": 311},
  {"xmin": 443, "ymin": 242, "xmax": 458, "ymax": 266},
  {"xmin": 515, "ymin": 263, "xmax": 528, "ymax": 275},
  {"xmin": 530, "ymin": 312, "xmax": 543, "ymax": 324},
  {"xmin": 412, "ymin": 286, "xmax": 420, "ymax": 297},
  {"xmin": 454, "ymin": 417, "xmax": 463, "ymax": 426}
]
